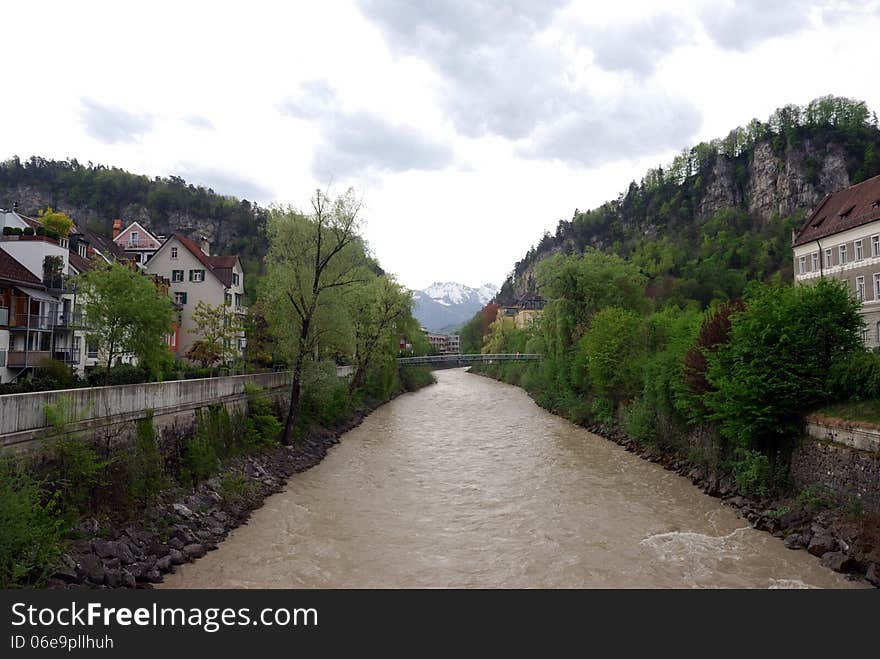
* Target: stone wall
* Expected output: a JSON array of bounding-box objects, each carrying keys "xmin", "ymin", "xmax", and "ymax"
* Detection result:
[
  {"xmin": 791, "ymin": 437, "xmax": 880, "ymax": 511},
  {"xmin": 0, "ymin": 372, "xmax": 292, "ymax": 451}
]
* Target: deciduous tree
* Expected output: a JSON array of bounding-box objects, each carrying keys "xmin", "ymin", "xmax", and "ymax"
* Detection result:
[
  {"xmin": 76, "ymin": 263, "xmax": 174, "ymax": 383},
  {"xmin": 260, "ymin": 189, "xmax": 366, "ymax": 445}
]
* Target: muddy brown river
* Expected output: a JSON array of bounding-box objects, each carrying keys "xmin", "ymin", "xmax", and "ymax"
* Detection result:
[{"xmin": 162, "ymin": 368, "xmax": 860, "ymax": 588}]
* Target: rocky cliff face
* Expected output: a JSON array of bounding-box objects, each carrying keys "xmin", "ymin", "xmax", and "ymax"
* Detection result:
[
  {"xmin": 1, "ymin": 184, "xmax": 247, "ymax": 257},
  {"xmin": 501, "ymin": 134, "xmax": 861, "ymax": 303}
]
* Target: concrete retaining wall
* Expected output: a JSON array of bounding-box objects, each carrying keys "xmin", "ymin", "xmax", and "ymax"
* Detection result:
[
  {"xmin": 804, "ymin": 416, "xmax": 880, "ymax": 452},
  {"xmin": 0, "ymin": 372, "xmax": 292, "ymax": 450}
]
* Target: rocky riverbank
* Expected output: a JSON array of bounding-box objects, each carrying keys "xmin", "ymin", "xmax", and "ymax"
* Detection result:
[
  {"xmin": 586, "ymin": 421, "xmax": 880, "ymax": 588},
  {"xmin": 471, "ymin": 368, "xmax": 880, "ymax": 588},
  {"xmin": 46, "ymin": 403, "xmax": 384, "ymax": 589}
]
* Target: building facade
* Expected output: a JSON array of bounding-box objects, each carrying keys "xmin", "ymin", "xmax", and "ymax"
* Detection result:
[
  {"xmin": 144, "ymin": 234, "xmax": 245, "ymax": 362},
  {"xmin": 113, "ymin": 220, "xmax": 163, "ymax": 264},
  {"xmin": 793, "ymin": 174, "xmax": 880, "ymax": 347}
]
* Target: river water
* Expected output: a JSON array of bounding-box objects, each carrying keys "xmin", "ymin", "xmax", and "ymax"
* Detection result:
[{"xmin": 162, "ymin": 368, "xmax": 860, "ymax": 589}]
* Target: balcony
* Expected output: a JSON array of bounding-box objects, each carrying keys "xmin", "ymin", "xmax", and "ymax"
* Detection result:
[
  {"xmin": 6, "ymin": 350, "xmax": 51, "ymax": 367},
  {"xmin": 52, "ymin": 349, "xmax": 81, "ymax": 364},
  {"xmin": 56, "ymin": 310, "xmax": 85, "ymax": 329},
  {"xmin": 234, "ymin": 305, "xmax": 248, "ymax": 315},
  {"xmin": 7, "ymin": 313, "xmax": 56, "ymax": 331}
]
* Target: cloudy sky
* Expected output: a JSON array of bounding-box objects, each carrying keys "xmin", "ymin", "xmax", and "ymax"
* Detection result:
[{"xmin": 2, "ymin": 1, "xmax": 879, "ymax": 291}]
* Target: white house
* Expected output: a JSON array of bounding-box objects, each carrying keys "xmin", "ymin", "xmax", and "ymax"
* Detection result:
[{"xmin": 144, "ymin": 234, "xmax": 246, "ymax": 362}]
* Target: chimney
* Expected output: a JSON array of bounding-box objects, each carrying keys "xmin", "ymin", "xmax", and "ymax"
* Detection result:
[
  {"xmin": 199, "ymin": 235, "xmax": 210, "ymax": 256},
  {"xmin": 112, "ymin": 219, "xmax": 122, "ymax": 239}
]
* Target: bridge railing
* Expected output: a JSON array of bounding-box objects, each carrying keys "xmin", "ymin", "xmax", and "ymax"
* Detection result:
[{"xmin": 397, "ymin": 353, "xmax": 541, "ymax": 365}]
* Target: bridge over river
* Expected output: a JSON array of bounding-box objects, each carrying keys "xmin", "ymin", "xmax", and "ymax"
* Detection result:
[
  {"xmin": 397, "ymin": 353, "xmax": 541, "ymax": 366},
  {"xmin": 161, "ymin": 368, "xmax": 858, "ymax": 589}
]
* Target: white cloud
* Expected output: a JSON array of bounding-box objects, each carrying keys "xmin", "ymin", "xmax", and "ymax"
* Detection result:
[{"xmin": 0, "ymin": 0, "xmax": 878, "ymax": 290}]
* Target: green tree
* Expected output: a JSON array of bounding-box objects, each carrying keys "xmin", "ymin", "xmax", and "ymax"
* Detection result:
[
  {"xmin": 76, "ymin": 262, "xmax": 175, "ymax": 383},
  {"xmin": 576, "ymin": 307, "xmax": 645, "ymax": 409},
  {"xmin": 348, "ymin": 275, "xmax": 412, "ymax": 392},
  {"xmin": 37, "ymin": 207, "xmax": 74, "ymax": 238},
  {"xmin": 704, "ymin": 279, "xmax": 862, "ymax": 465},
  {"xmin": 260, "ymin": 189, "xmax": 366, "ymax": 445},
  {"xmin": 185, "ymin": 301, "xmax": 240, "ymax": 368}
]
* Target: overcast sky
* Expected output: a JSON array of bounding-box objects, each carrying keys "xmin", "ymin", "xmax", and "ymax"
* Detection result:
[{"xmin": 3, "ymin": 1, "xmax": 879, "ymax": 291}]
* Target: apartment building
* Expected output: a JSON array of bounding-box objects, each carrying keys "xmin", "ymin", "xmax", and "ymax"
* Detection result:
[{"xmin": 792, "ymin": 174, "xmax": 880, "ymax": 346}]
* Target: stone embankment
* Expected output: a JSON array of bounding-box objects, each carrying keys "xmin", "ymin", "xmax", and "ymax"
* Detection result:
[
  {"xmin": 47, "ymin": 408, "xmax": 375, "ymax": 589},
  {"xmin": 584, "ymin": 421, "xmax": 880, "ymax": 589}
]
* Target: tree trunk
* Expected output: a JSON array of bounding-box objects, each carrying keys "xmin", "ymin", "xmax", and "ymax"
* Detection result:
[
  {"xmin": 282, "ymin": 321, "xmax": 309, "ymax": 446},
  {"xmin": 282, "ymin": 361, "xmax": 302, "ymax": 446}
]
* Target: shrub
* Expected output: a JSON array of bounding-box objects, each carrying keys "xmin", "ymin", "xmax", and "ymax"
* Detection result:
[
  {"xmin": 732, "ymin": 448, "xmax": 773, "ymax": 499},
  {"xmin": 243, "ymin": 384, "xmax": 283, "ymax": 448},
  {"xmin": 43, "ymin": 399, "xmax": 111, "ymax": 516},
  {"xmin": 217, "ymin": 472, "xmax": 253, "ymax": 504},
  {"xmin": 35, "ymin": 226, "xmax": 46, "ymax": 236},
  {"xmin": 182, "ymin": 405, "xmax": 231, "ymax": 485},
  {"xmin": 22, "ymin": 227, "xmax": 34, "ymax": 236},
  {"xmin": 2, "ymin": 226, "xmax": 13, "ymax": 235},
  {"xmin": 87, "ymin": 364, "xmax": 150, "ymax": 387},
  {"xmin": 33, "ymin": 357, "xmax": 77, "ymax": 390},
  {"xmin": 0, "ymin": 459, "xmax": 67, "ymax": 588},
  {"xmin": 826, "ymin": 350, "xmax": 880, "ymax": 401},
  {"xmin": 622, "ymin": 398, "xmax": 657, "ymax": 445},
  {"xmin": 128, "ymin": 411, "xmax": 164, "ymax": 506},
  {"xmin": 576, "ymin": 307, "xmax": 644, "ymax": 410},
  {"xmin": 705, "ymin": 279, "xmax": 862, "ymax": 462},
  {"xmin": 399, "ymin": 366, "xmax": 436, "ymax": 392}
]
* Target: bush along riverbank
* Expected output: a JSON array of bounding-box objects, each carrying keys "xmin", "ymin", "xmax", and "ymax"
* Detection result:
[
  {"xmin": 0, "ymin": 365, "xmax": 435, "ymax": 589},
  {"xmin": 470, "ymin": 364, "xmax": 880, "ymax": 588},
  {"xmin": 467, "ymin": 254, "xmax": 880, "ymax": 588}
]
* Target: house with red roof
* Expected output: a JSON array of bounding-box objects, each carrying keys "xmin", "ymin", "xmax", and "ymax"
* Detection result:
[
  {"xmin": 144, "ymin": 234, "xmax": 246, "ymax": 362},
  {"xmin": 793, "ymin": 173, "xmax": 880, "ymax": 346}
]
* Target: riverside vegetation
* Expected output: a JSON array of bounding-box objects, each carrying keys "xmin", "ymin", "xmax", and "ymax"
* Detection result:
[
  {"xmin": 0, "ymin": 363, "xmax": 434, "ymax": 589},
  {"xmin": 472, "ymin": 254, "xmax": 880, "ymax": 584},
  {"xmin": 0, "ymin": 188, "xmax": 435, "ymax": 588}
]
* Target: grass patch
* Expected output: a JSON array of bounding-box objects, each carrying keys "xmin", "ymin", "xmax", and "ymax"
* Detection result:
[{"xmin": 814, "ymin": 399, "xmax": 880, "ymax": 426}]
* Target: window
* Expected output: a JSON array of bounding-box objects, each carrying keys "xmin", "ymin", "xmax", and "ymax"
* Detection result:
[
  {"xmin": 171, "ymin": 246, "xmax": 178, "ymax": 259},
  {"xmin": 825, "ymin": 248, "xmax": 833, "ymax": 267},
  {"xmin": 811, "ymin": 252, "xmax": 819, "ymax": 271},
  {"xmin": 189, "ymin": 269, "xmax": 205, "ymax": 282},
  {"xmin": 235, "ymin": 293, "xmax": 242, "ymax": 308},
  {"xmin": 798, "ymin": 256, "xmax": 806, "ymax": 274},
  {"xmin": 232, "ymin": 272, "xmax": 239, "ymax": 286},
  {"xmin": 225, "ymin": 293, "xmax": 232, "ymax": 306},
  {"xmin": 172, "ymin": 270, "xmax": 184, "ymax": 282},
  {"xmin": 174, "ymin": 292, "xmax": 187, "ymax": 305},
  {"xmin": 874, "ymin": 273, "xmax": 880, "ymax": 300},
  {"xmin": 873, "ymin": 235, "xmax": 880, "ymax": 257},
  {"xmin": 856, "ymin": 239, "xmax": 864, "ymax": 261},
  {"xmin": 862, "ymin": 327, "xmax": 870, "ymax": 344},
  {"xmin": 78, "ymin": 243, "xmax": 87, "ymax": 258},
  {"xmin": 839, "ymin": 244, "xmax": 848, "ymax": 265},
  {"xmin": 856, "ymin": 276, "xmax": 865, "ymax": 302},
  {"xmin": 130, "ymin": 231, "xmax": 139, "ymax": 247}
]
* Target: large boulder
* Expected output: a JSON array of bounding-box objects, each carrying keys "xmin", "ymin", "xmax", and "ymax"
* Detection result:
[
  {"xmin": 92, "ymin": 539, "xmax": 136, "ymax": 565},
  {"xmin": 819, "ymin": 551, "xmax": 860, "ymax": 573},
  {"xmin": 808, "ymin": 533, "xmax": 837, "ymax": 557}
]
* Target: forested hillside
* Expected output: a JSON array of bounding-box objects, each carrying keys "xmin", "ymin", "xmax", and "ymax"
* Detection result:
[
  {"xmin": 498, "ymin": 96, "xmax": 880, "ymax": 307},
  {"xmin": 0, "ymin": 157, "xmax": 269, "ymax": 285}
]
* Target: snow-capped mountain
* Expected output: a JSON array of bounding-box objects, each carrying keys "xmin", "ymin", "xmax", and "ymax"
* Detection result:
[{"xmin": 413, "ymin": 282, "xmax": 498, "ymax": 333}]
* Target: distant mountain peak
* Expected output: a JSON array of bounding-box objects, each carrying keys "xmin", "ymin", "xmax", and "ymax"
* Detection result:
[{"xmin": 412, "ymin": 281, "xmax": 498, "ymax": 332}]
